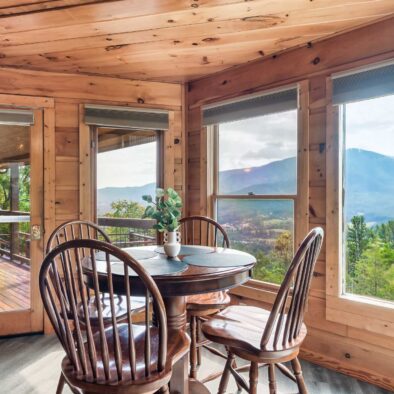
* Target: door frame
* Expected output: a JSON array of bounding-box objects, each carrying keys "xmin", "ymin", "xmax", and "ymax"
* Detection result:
[{"xmin": 0, "ymin": 94, "xmax": 54, "ymax": 336}]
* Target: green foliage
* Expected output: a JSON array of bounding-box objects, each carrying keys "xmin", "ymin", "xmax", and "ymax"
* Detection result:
[
  {"xmin": 346, "ymin": 215, "xmax": 394, "ymax": 301},
  {"xmin": 142, "ymin": 188, "xmax": 182, "ymax": 233},
  {"xmin": 104, "ymin": 199, "xmax": 145, "ymax": 218},
  {"xmin": 251, "ymin": 230, "xmax": 293, "ymax": 284}
]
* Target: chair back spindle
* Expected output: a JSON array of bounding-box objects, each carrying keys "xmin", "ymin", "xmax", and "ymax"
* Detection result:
[
  {"xmin": 40, "ymin": 239, "xmax": 167, "ymax": 384},
  {"xmin": 260, "ymin": 227, "xmax": 324, "ymax": 349},
  {"xmin": 180, "ymin": 216, "xmax": 230, "ymax": 248}
]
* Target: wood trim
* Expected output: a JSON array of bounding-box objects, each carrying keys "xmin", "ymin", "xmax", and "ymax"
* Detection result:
[
  {"xmin": 163, "ymin": 111, "xmax": 175, "ymax": 190},
  {"xmin": 43, "ymin": 106, "xmax": 56, "ymax": 335},
  {"xmin": 188, "ymin": 16, "xmax": 394, "ymax": 108},
  {"xmin": 0, "ymin": 67, "xmax": 182, "ymax": 109},
  {"xmin": 295, "ymin": 80, "xmax": 310, "ymax": 247},
  {"xmin": 0, "ymin": 93, "xmax": 54, "ymax": 108},
  {"xmin": 79, "ymin": 104, "xmax": 93, "ymax": 221},
  {"xmin": 29, "ymin": 108, "xmax": 44, "ymax": 332}
]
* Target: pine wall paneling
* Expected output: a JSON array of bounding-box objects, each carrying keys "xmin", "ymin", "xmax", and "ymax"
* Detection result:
[{"xmin": 186, "ymin": 16, "xmax": 394, "ymax": 391}]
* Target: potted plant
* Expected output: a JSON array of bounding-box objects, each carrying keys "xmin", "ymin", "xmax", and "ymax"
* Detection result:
[{"xmin": 142, "ymin": 187, "xmax": 183, "ymax": 257}]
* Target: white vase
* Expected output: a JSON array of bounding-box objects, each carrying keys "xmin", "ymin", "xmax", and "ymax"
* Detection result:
[{"xmin": 163, "ymin": 231, "xmax": 181, "ymax": 258}]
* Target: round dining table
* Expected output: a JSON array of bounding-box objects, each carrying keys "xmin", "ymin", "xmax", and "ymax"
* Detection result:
[{"xmin": 84, "ymin": 244, "xmax": 256, "ymax": 394}]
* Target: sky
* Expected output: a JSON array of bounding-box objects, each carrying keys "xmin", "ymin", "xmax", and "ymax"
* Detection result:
[
  {"xmin": 97, "ymin": 141, "xmax": 156, "ymax": 189},
  {"xmin": 345, "ymin": 94, "xmax": 394, "ymax": 156},
  {"xmin": 96, "ymin": 94, "xmax": 394, "ymax": 189}
]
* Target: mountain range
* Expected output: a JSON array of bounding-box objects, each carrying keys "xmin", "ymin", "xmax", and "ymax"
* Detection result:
[{"xmin": 98, "ymin": 149, "xmax": 394, "ymax": 224}]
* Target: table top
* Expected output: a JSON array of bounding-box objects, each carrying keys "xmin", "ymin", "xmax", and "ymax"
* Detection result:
[{"xmin": 83, "ymin": 245, "xmax": 256, "ymax": 297}]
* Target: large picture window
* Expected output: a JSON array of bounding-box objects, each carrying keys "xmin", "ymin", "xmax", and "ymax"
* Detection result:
[
  {"xmin": 205, "ymin": 86, "xmax": 305, "ymax": 285},
  {"xmin": 341, "ymin": 94, "xmax": 394, "ymax": 302}
]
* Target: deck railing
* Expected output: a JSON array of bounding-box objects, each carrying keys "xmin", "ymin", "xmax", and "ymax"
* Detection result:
[
  {"xmin": 97, "ymin": 217, "xmax": 157, "ymax": 248},
  {"xmin": 0, "ymin": 210, "xmax": 31, "ymax": 265}
]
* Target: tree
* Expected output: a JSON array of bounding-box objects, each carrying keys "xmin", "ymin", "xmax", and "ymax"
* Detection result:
[
  {"xmin": 353, "ymin": 240, "xmax": 394, "ymax": 301},
  {"xmin": 346, "ymin": 215, "xmax": 372, "ymax": 277},
  {"xmin": 104, "ymin": 199, "xmax": 145, "ymax": 218}
]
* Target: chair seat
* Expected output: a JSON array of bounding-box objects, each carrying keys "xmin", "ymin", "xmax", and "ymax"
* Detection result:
[
  {"xmin": 186, "ymin": 291, "xmax": 231, "ymax": 313},
  {"xmin": 62, "ymin": 323, "xmax": 190, "ymax": 392},
  {"xmin": 77, "ymin": 295, "xmax": 146, "ymax": 324},
  {"xmin": 202, "ymin": 305, "xmax": 307, "ymax": 360}
]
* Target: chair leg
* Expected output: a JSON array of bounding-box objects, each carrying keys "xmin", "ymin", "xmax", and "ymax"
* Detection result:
[
  {"xmin": 196, "ymin": 317, "xmax": 202, "ymax": 366},
  {"xmin": 291, "ymin": 357, "xmax": 308, "ymax": 394},
  {"xmin": 189, "ymin": 315, "xmax": 198, "ymax": 379},
  {"xmin": 218, "ymin": 352, "xmax": 235, "ymax": 394},
  {"xmin": 160, "ymin": 384, "xmax": 170, "ymax": 394},
  {"xmin": 56, "ymin": 373, "xmax": 65, "ymax": 394},
  {"xmin": 249, "ymin": 362, "xmax": 259, "ymax": 394},
  {"xmin": 268, "ymin": 364, "xmax": 277, "ymax": 394}
]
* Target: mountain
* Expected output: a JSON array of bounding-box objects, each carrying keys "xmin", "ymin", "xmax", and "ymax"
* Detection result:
[
  {"xmin": 219, "ymin": 157, "xmax": 296, "ymax": 195},
  {"xmin": 97, "ymin": 149, "xmax": 394, "ymax": 224},
  {"xmin": 97, "ymin": 182, "xmax": 155, "ymax": 215},
  {"xmin": 345, "ymin": 149, "xmax": 394, "ymax": 223}
]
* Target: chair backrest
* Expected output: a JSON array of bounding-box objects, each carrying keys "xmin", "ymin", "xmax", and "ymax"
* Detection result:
[
  {"xmin": 180, "ymin": 215, "xmax": 230, "ymax": 248},
  {"xmin": 39, "ymin": 239, "xmax": 167, "ymax": 384},
  {"xmin": 261, "ymin": 227, "xmax": 324, "ymax": 349},
  {"xmin": 46, "ymin": 220, "xmax": 111, "ymax": 254}
]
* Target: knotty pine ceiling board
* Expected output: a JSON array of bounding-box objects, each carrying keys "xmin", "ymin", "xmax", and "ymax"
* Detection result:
[{"xmin": 0, "ymin": 0, "xmax": 393, "ymax": 82}]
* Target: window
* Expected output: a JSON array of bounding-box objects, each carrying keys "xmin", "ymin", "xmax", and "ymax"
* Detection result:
[
  {"xmin": 94, "ymin": 127, "xmax": 160, "ymax": 247},
  {"xmin": 83, "ymin": 104, "xmax": 169, "ymax": 248},
  {"xmin": 342, "ymin": 95, "xmax": 394, "ymax": 302},
  {"xmin": 205, "ymin": 86, "xmax": 306, "ymax": 285},
  {"xmin": 326, "ymin": 62, "xmax": 394, "ymax": 334}
]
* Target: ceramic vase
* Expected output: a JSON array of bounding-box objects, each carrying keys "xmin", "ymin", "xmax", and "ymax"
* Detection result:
[{"xmin": 164, "ymin": 231, "xmax": 181, "ymax": 258}]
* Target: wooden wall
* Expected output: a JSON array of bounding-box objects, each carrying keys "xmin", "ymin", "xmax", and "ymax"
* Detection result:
[
  {"xmin": 0, "ymin": 68, "xmax": 184, "ymax": 332},
  {"xmin": 186, "ymin": 16, "xmax": 394, "ymax": 391}
]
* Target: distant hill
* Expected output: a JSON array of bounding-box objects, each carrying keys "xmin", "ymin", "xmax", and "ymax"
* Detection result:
[
  {"xmin": 97, "ymin": 149, "xmax": 394, "ymax": 224},
  {"xmin": 97, "ymin": 183, "xmax": 155, "ymax": 215}
]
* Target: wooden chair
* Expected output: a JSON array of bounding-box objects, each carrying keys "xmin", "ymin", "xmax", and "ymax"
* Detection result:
[
  {"xmin": 202, "ymin": 227, "xmax": 324, "ymax": 394},
  {"xmin": 46, "ymin": 220, "xmax": 145, "ymax": 327},
  {"xmin": 40, "ymin": 238, "xmax": 189, "ymax": 394},
  {"xmin": 179, "ymin": 215, "xmax": 232, "ymax": 379}
]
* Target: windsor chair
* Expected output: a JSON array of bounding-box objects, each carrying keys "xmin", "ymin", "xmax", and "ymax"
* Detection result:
[
  {"xmin": 179, "ymin": 215, "xmax": 232, "ymax": 379},
  {"xmin": 202, "ymin": 227, "xmax": 324, "ymax": 394},
  {"xmin": 40, "ymin": 239, "xmax": 189, "ymax": 394},
  {"xmin": 46, "ymin": 220, "xmax": 145, "ymax": 327}
]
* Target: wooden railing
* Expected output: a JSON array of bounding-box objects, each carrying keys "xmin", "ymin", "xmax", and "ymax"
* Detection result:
[
  {"xmin": 0, "ymin": 210, "xmax": 31, "ymax": 265},
  {"xmin": 97, "ymin": 217, "xmax": 156, "ymax": 247}
]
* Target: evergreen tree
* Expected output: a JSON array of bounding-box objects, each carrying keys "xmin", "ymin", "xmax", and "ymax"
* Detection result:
[{"xmin": 346, "ymin": 215, "xmax": 371, "ymax": 277}]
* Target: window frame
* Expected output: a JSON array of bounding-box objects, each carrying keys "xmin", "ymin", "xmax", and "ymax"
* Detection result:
[
  {"xmin": 325, "ymin": 77, "xmax": 394, "ymax": 336},
  {"xmin": 207, "ymin": 81, "xmax": 310, "ymax": 299}
]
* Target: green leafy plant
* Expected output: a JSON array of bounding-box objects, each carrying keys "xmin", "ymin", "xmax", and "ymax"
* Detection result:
[{"xmin": 142, "ymin": 188, "xmax": 183, "ymax": 233}]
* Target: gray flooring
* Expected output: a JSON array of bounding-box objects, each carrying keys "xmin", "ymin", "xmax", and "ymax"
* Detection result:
[{"xmin": 0, "ymin": 334, "xmax": 392, "ymax": 394}]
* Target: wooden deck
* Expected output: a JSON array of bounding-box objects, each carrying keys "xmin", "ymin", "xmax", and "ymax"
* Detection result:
[{"xmin": 0, "ymin": 258, "xmax": 30, "ymax": 312}]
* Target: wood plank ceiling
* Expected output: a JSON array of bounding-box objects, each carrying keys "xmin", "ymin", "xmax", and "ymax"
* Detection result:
[{"xmin": 0, "ymin": 0, "xmax": 393, "ymax": 82}]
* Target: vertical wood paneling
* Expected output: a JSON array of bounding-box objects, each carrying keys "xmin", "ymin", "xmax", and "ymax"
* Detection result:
[{"xmin": 185, "ymin": 18, "xmax": 394, "ymax": 391}]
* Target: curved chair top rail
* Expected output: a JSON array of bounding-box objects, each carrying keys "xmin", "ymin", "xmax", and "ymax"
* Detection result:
[
  {"xmin": 40, "ymin": 239, "xmax": 167, "ymax": 385},
  {"xmin": 180, "ymin": 215, "xmax": 230, "ymax": 248},
  {"xmin": 46, "ymin": 220, "xmax": 111, "ymax": 254},
  {"xmin": 261, "ymin": 227, "xmax": 324, "ymax": 349}
]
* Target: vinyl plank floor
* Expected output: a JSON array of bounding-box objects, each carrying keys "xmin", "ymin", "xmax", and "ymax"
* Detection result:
[{"xmin": 0, "ymin": 334, "xmax": 392, "ymax": 394}]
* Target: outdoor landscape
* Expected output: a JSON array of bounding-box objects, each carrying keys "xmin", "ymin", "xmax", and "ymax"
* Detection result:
[{"xmin": 96, "ymin": 147, "xmax": 394, "ymax": 301}]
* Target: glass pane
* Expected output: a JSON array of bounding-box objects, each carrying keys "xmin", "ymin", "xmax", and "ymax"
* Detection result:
[
  {"xmin": 0, "ymin": 125, "xmax": 31, "ymax": 312},
  {"xmin": 218, "ymin": 110, "xmax": 297, "ymax": 195},
  {"xmin": 96, "ymin": 128, "xmax": 157, "ymax": 247},
  {"xmin": 343, "ymin": 95, "xmax": 394, "ymax": 302},
  {"xmin": 217, "ymin": 199, "xmax": 294, "ymax": 284}
]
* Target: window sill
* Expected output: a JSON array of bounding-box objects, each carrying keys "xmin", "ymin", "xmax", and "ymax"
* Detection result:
[
  {"xmin": 326, "ymin": 294, "xmax": 394, "ymax": 338},
  {"xmin": 230, "ymin": 279, "xmax": 279, "ymax": 305}
]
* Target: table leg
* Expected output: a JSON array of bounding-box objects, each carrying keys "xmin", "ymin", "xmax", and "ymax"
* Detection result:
[
  {"xmin": 164, "ymin": 296, "xmax": 210, "ymax": 394},
  {"xmin": 164, "ymin": 296, "xmax": 189, "ymax": 394}
]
